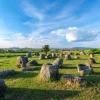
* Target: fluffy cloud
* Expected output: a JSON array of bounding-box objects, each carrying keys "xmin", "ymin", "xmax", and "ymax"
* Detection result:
[
  {"xmin": 0, "ymin": 38, "xmax": 13, "ymax": 48},
  {"xmin": 14, "ymin": 33, "xmax": 26, "ymax": 40},
  {"xmin": 0, "ymin": 33, "xmax": 63, "ymax": 48},
  {"xmin": 29, "ymin": 37, "xmax": 34, "ymax": 42},
  {"xmin": 51, "ymin": 27, "xmax": 100, "ymax": 42},
  {"xmin": 22, "ymin": 1, "xmax": 44, "ymax": 21}
]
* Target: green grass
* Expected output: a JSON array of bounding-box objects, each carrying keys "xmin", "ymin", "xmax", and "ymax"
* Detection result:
[{"xmin": 0, "ymin": 53, "xmax": 100, "ymax": 100}]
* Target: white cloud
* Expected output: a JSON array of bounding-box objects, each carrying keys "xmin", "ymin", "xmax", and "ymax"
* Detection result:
[
  {"xmin": 14, "ymin": 33, "xmax": 22, "ymax": 36},
  {"xmin": 66, "ymin": 33, "xmax": 77, "ymax": 42},
  {"xmin": 13, "ymin": 33, "xmax": 26, "ymax": 40},
  {"xmin": 55, "ymin": 0, "xmax": 85, "ymax": 20},
  {"xmin": 29, "ymin": 37, "xmax": 34, "ymax": 42},
  {"xmin": 0, "ymin": 38, "xmax": 12, "ymax": 48},
  {"xmin": 22, "ymin": 1, "xmax": 44, "ymax": 21},
  {"xmin": 44, "ymin": 2, "xmax": 57, "ymax": 11},
  {"xmin": 0, "ymin": 32, "xmax": 64, "ymax": 48},
  {"xmin": 51, "ymin": 27, "xmax": 100, "ymax": 42}
]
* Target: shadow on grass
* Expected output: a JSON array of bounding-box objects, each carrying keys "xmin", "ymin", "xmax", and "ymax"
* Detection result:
[
  {"xmin": 95, "ymin": 62, "xmax": 100, "ymax": 64},
  {"xmin": 37, "ymin": 63, "xmax": 43, "ymax": 66},
  {"xmin": 4, "ymin": 71, "xmax": 38, "ymax": 79},
  {"xmin": 2, "ymin": 88, "xmax": 79, "ymax": 100},
  {"xmin": 62, "ymin": 64, "xmax": 76, "ymax": 69},
  {"xmin": 34, "ymin": 64, "xmax": 42, "ymax": 71},
  {"xmin": 34, "ymin": 66, "xmax": 41, "ymax": 71},
  {"xmin": 93, "ymin": 72, "xmax": 100, "ymax": 75},
  {"xmin": 16, "ymin": 63, "xmax": 42, "ymax": 71},
  {"xmin": 92, "ymin": 66, "xmax": 100, "ymax": 68},
  {"xmin": 76, "ymin": 58, "xmax": 88, "ymax": 60},
  {"xmin": 82, "ymin": 74, "xmax": 100, "ymax": 86}
]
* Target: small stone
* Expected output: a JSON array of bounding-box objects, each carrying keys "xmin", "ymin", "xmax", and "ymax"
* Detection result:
[
  {"xmin": 0, "ymin": 69, "xmax": 15, "ymax": 78},
  {"xmin": 77, "ymin": 64, "xmax": 93, "ymax": 75},
  {"xmin": 0, "ymin": 78, "xmax": 7, "ymax": 96},
  {"xmin": 65, "ymin": 54, "xmax": 71, "ymax": 60},
  {"xmin": 22, "ymin": 67, "xmax": 35, "ymax": 71},
  {"xmin": 61, "ymin": 74, "xmax": 86, "ymax": 86}
]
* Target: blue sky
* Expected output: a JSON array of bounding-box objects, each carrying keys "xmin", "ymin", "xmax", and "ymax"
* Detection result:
[{"xmin": 0, "ymin": 0, "xmax": 100, "ymax": 48}]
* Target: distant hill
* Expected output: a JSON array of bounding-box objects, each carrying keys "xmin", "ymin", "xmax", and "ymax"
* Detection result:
[
  {"xmin": 70, "ymin": 47, "xmax": 92, "ymax": 50},
  {"xmin": 0, "ymin": 47, "xmax": 94, "ymax": 50},
  {"xmin": 51, "ymin": 47, "xmax": 92, "ymax": 50}
]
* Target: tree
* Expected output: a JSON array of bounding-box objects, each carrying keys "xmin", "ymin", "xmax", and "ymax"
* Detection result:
[
  {"xmin": 89, "ymin": 48, "xmax": 100, "ymax": 54},
  {"xmin": 42, "ymin": 45, "xmax": 50, "ymax": 55}
]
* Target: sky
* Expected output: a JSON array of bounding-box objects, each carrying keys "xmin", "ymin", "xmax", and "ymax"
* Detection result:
[{"xmin": 0, "ymin": 0, "xmax": 100, "ymax": 48}]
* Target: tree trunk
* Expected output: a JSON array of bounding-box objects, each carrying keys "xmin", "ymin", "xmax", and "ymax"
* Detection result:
[{"xmin": 46, "ymin": 51, "xmax": 47, "ymax": 56}]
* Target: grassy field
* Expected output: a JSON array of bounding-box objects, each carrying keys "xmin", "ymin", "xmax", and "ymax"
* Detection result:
[{"xmin": 0, "ymin": 52, "xmax": 100, "ymax": 100}]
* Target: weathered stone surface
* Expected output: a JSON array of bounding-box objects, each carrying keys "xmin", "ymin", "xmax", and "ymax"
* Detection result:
[
  {"xmin": 80, "ymin": 51, "xmax": 85, "ymax": 55},
  {"xmin": 77, "ymin": 64, "xmax": 93, "ymax": 75},
  {"xmin": 0, "ymin": 69, "xmax": 15, "ymax": 78},
  {"xmin": 39, "ymin": 54, "xmax": 45, "ymax": 59},
  {"xmin": 46, "ymin": 54, "xmax": 52, "ymax": 59},
  {"xmin": 70, "ymin": 52, "xmax": 74, "ymax": 55},
  {"xmin": 17, "ymin": 56, "xmax": 23, "ymax": 66},
  {"xmin": 74, "ymin": 52, "xmax": 79, "ymax": 55},
  {"xmin": 22, "ymin": 67, "xmax": 34, "ymax": 71},
  {"xmin": 90, "ymin": 54, "xmax": 94, "ymax": 58},
  {"xmin": 61, "ymin": 74, "xmax": 86, "ymax": 86},
  {"xmin": 40, "ymin": 63, "xmax": 59, "ymax": 80},
  {"xmin": 35, "ymin": 52, "xmax": 39, "ymax": 56},
  {"xmin": 17, "ymin": 56, "xmax": 28, "ymax": 67},
  {"xmin": 65, "ymin": 54, "xmax": 71, "ymax": 60},
  {"xmin": 88, "ymin": 58, "xmax": 96, "ymax": 64},
  {"xmin": 0, "ymin": 79, "xmax": 6, "ymax": 96},
  {"xmin": 26, "ymin": 52, "xmax": 32, "ymax": 57},
  {"xmin": 60, "ymin": 53, "xmax": 63, "ymax": 57},
  {"xmin": 24, "ymin": 56, "xmax": 28, "ymax": 64},
  {"xmin": 75, "ymin": 56, "xmax": 80, "ymax": 59},
  {"xmin": 53, "ymin": 58, "xmax": 63, "ymax": 68},
  {"xmin": 52, "ymin": 53, "xmax": 56, "ymax": 58},
  {"xmin": 27, "ymin": 60, "xmax": 38, "ymax": 66}
]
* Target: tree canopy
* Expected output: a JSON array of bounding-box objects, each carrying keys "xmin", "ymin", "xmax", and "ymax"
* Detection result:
[{"xmin": 42, "ymin": 45, "xmax": 50, "ymax": 55}]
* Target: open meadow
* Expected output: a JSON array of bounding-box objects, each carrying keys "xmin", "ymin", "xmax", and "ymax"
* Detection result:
[
  {"xmin": 1, "ymin": 0, "xmax": 100, "ymax": 100},
  {"xmin": 0, "ymin": 51, "xmax": 100, "ymax": 100}
]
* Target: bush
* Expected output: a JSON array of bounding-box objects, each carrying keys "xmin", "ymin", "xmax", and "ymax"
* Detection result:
[{"xmin": 89, "ymin": 48, "xmax": 100, "ymax": 54}]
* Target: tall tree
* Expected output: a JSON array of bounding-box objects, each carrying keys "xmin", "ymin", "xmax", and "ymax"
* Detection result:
[{"xmin": 42, "ymin": 45, "xmax": 50, "ymax": 55}]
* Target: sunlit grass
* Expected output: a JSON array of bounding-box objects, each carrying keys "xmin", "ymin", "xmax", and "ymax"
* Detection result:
[{"xmin": 0, "ymin": 52, "xmax": 100, "ymax": 100}]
